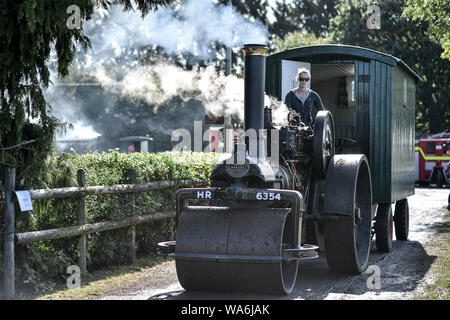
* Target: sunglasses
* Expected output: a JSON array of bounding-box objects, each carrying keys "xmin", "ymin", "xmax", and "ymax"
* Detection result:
[{"xmin": 298, "ymin": 77, "xmax": 310, "ymax": 82}]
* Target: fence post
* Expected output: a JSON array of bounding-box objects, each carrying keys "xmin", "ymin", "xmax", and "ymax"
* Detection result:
[
  {"xmin": 77, "ymin": 169, "xmax": 87, "ymax": 275},
  {"xmin": 127, "ymin": 169, "xmax": 136, "ymax": 264},
  {"xmin": 3, "ymin": 166, "xmax": 15, "ymax": 299}
]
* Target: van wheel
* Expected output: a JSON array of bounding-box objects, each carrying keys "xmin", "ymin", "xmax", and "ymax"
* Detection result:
[
  {"xmin": 375, "ymin": 203, "xmax": 393, "ymax": 253},
  {"xmin": 436, "ymin": 170, "xmax": 445, "ymax": 188},
  {"xmin": 394, "ymin": 199, "xmax": 409, "ymax": 240}
]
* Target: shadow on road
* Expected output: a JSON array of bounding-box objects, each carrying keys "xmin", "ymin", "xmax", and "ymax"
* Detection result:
[
  {"xmin": 428, "ymin": 220, "xmax": 450, "ymax": 234},
  {"xmin": 147, "ymin": 238, "xmax": 437, "ymax": 300},
  {"xmin": 312, "ymin": 240, "xmax": 437, "ymax": 299}
]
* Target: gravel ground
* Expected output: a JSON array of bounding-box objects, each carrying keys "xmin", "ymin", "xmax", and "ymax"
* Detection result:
[{"xmin": 99, "ymin": 187, "xmax": 449, "ymax": 300}]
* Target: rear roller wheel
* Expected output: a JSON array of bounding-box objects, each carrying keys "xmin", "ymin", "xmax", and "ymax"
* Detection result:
[
  {"xmin": 174, "ymin": 207, "xmax": 298, "ymax": 295},
  {"xmin": 322, "ymin": 155, "xmax": 373, "ymax": 273}
]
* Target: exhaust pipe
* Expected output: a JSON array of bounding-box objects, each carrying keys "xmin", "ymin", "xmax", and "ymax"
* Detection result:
[{"xmin": 242, "ymin": 44, "xmax": 268, "ymax": 159}]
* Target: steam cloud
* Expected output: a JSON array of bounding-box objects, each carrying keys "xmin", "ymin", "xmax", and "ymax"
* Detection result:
[
  {"xmin": 78, "ymin": 0, "xmax": 268, "ymax": 69},
  {"xmin": 48, "ymin": 0, "xmax": 288, "ymax": 149},
  {"xmin": 93, "ymin": 61, "xmax": 288, "ymax": 126}
]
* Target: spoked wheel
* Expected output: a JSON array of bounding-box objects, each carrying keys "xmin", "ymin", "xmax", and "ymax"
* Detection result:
[
  {"xmin": 322, "ymin": 155, "xmax": 373, "ymax": 273},
  {"xmin": 394, "ymin": 199, "xmax": 409, "ymax": 240},
  {"xmin": 174, "ymin": 207, "xmax": 298, "ymax": 295},
  {"xmin": 375, "ymin": 203, "xmax": 393, "ymax": 252},
  {"xmin": 313, "ymin": 111, "xmax": 335, "ymax": 179}
]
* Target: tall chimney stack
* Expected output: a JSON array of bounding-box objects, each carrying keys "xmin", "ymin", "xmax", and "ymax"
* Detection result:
[{"xmin": 241, "ymin": 44, "xmax": 268, "ymax": 158}]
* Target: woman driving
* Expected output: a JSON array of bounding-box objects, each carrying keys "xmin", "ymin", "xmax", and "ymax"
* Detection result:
[{"xmin": 284, "ymin": 68, "xmax": 325, "ymax": 126}]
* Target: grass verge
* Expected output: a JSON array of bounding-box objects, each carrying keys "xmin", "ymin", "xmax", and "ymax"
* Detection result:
[
  {"xmin": 25, "ymin": 254, "xmax": 171, "ymax": 300},
  {"xmin": 415, "ymin": 209, "xmax": 449, "ymax": 300}
]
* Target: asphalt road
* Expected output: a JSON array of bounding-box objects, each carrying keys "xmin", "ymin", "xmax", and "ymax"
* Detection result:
[{"xmin": 101, "ymin": 187, "xmax": 449, "ymax": 300}]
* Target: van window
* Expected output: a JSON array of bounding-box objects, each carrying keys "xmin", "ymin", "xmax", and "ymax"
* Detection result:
[{"xmin": 426, "ymin": 142, "xmax": 435, "ymax": 154}]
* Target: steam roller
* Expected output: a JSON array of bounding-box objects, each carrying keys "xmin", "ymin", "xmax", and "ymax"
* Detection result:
[{"xmin": 158, "ymin": 44, "xmax": 373, "ymax": 295}]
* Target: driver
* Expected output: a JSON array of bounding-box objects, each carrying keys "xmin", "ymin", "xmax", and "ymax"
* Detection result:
[{"xmin": 284, "ymin": 68, "xmax": 325, "ymax": 126}]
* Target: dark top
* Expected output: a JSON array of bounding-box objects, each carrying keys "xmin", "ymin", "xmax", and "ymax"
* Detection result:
[{"xmin": 284, "ymin": 89, "xmax": 325, "ymax": 126}]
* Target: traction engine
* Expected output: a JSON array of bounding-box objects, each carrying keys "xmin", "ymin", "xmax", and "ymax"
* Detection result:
[{"xmin": 159, "ymin": 44, "xmax": 373, "ymax": 295}]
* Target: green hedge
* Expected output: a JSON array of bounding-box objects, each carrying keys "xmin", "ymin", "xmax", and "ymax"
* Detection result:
[{"xmin": 3, "ymin": 150, "xmax": 220, "ymax": 294}]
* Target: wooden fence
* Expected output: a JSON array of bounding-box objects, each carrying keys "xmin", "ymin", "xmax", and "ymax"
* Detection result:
[{"xmin": 2, "ymin": 166, "xmax": 208, "ymax": 299}]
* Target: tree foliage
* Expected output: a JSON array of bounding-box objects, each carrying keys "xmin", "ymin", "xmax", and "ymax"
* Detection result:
[
  {"xmin": 217, "ymin": 0, "xmax": 269, "ymax": 26},
  {"xmin": 329, "ymin": 0, "xmax": 449, "ymax": 134},
  {"xmin": 272, "ymin": 29, "xmax": 332, "ymax": 52},
  {"xmin": 97, "ymin": 0, "xmax": 173, "ymax": 16},
  {"xmin": 270, "ymin": 0, "xmax": 344, "ymax": 38},
  {"xmin": 0, "ymin": 0, "xmax": 172, "ymax": 187},
  {"xmin": 403, "ymin": 0, "xmax": 450, "ymax": 60}
]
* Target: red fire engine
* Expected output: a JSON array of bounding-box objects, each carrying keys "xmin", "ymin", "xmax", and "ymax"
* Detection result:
[{"xmin": 415, "ymin": 138, "xmax": 450, "ymax": 187}]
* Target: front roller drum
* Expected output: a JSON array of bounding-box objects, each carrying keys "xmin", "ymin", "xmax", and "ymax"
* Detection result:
[{"xmin": 174, "ymin": 207, "xmax": 298, "ymax": 295}]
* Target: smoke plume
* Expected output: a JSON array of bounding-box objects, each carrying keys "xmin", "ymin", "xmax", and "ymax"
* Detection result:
[
  {"xmin": 77, "ymin": 0, "xmax": 268, "ymax": 69},
  {"xmin": 46, "ymin": 0, "xmax": 289, "ymax": 151}
]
